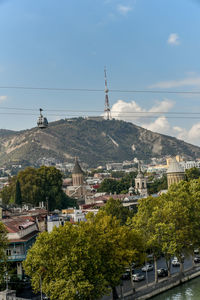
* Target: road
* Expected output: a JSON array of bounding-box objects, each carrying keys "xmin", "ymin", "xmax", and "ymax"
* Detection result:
[{"xmin": 102, "ymin": 255, "xmax": 194, "ymax": 300}]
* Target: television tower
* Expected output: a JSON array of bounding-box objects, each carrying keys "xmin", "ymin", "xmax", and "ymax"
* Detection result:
[{"xmin": 104, "ymin": 67, "xmax": 111, "ymax": 120}]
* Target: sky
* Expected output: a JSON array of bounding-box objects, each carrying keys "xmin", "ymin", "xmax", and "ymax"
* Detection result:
[{"xmin": 1, "ymin": 0, "xmax": 200, "ymax": 146}]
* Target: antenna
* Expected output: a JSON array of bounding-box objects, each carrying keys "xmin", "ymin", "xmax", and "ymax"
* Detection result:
[{"xmin": 104, "ymin": 67, "xmax": 111, "ymax": 120}]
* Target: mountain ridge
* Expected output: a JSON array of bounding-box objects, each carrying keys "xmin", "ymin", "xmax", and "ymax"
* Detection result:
[{"xmin": 0, "ymin": 118, "xmax": 199, "ymax": 167}]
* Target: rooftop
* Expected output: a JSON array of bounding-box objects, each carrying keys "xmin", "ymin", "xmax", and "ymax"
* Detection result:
[
  {"xmin": 72, "ymin": 159, "xmax": 84, "ymax": 174},
  {"xmin": 167, "ymin": 158, "xmax": 184, "ymax": 174}
]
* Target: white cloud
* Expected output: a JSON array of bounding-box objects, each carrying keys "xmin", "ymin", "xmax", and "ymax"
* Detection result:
[
  {"xmin": 117, "ymin": 4, "xmax": 132, "ymax": 15},
  {"xmin": 177, "ymin": 123, "xmax": 200, "ymax": 145},
  {"xmin": 0, "ymin": 95, "xmax": 7, "ymax": 103},
  {"xmin": 142, "ymin": 116, "xmax": 171, "ymax": 135},
  {"xmin": 111, "ymin": 99, "xmax": 174, "ymax": 122},
  {"xmin": 149, "ymin": 99, "xmax": 174, "ymax": 113},
  {"xmin": 110, "ymin": 99, "xmax": 200, "ymax": 146},
  {"xmin": 167, "ymin": 33, "xmax": 180, "ymax": 45},
  {"xmin": 149, "ymin": 76, "xmax": 200, "ymax": 89}
]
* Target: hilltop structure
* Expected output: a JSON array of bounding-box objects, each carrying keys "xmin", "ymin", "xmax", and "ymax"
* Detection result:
[{"xmin": 104, "ymin": 67, "xmax": 111, "ymax": 120}]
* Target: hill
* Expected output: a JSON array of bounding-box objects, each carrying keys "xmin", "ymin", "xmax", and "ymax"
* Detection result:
[{"xmin": 0, "ymin": 118, "xmax": 200, "ymax": 167}]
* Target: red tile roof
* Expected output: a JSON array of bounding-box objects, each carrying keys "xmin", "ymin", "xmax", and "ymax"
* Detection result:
[{"xmin": 3, "ymin": 217, "xmax": 36, "ymax": 233}]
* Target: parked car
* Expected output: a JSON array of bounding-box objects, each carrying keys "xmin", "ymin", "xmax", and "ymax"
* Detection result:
[
  {"xmin": 132, "ymin": 273, "xmax": 145, "ymax": 282},
  {"xmin": 147, "ymin": 253, "xmax": 153, "ymax": 262},
  {"xmin": 141, "ymin": 264, "xmax": 153, "ymax": 272},
  {"xmin": 157, "ymin": 268, "xmax": 168, "ymax": 277},
  {"xmin": 121, "ymin": 269, "xmax": 131, "ymax": 280},
  {"xmin": 172, "ymin": 257, "xmax": 180, "ymax": 266},
  {"xmin": 194, "ymin": 249, "xmax": 199, "ymax": 255},
  {"xmin": 121, "ymin": 266, "xmax": 134, "ymax": 280},
  {"xmin": 194, "ymin": 256, "xmax": 200, "ymax": 263}
]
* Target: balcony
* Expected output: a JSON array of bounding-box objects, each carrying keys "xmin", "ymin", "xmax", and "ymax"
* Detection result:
[{"xmin": 7, "ymin": 254, "xmax": 26, "ymax": 261}]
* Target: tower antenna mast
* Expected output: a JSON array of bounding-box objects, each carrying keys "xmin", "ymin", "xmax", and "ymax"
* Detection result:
[{"xmin": 104, "ymin": 67, "xmax": 111, "ymax": 120}]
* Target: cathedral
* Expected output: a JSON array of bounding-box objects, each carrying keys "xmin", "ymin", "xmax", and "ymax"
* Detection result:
[{"xmin": 166, "ymin": 157, "xmax": 185, "ymax": 188}]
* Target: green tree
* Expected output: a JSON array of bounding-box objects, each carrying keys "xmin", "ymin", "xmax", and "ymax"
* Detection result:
[
  {"xmin": 140, "ymin": 180, "xmax": 200, "ymax": 277},
  {"xmin": 1, "ymin": 176, "xmax": 16, "ymax": 205},
  {"xmin": 0, "ymin": 222, "xmax": 8, "ymax": 286},
  {"xmin": 111, "ymin": 171, "xmax": 125, "ymax": 178},
  {"xmin": 147, "ymin": 175, "xmax": 167, "ymax": 194},
  {"xmin": 1, "ymin": 166, "xmax": 75, "ymax": 210},
  {"xmin": 133, "ymin": 196, "xmax": 163, "ymax": 282},
  {"xmin": 98, "ymin": 178, "xmax": 118, "ymax": 194},
  {"xmin": 15, "ymin": 180, "xmax": 22, "ymax": 206},
  {"xmin": 23, "ymin": 212, "xmax": 142, "ymax": 300},
  {"xmin": 0, "ymin": 222, "xmax": 8, "ymax": 261},
  {"xmin": 185, "ymin": 167, "xmax": 200, "ymax": 181},
  {"xmin": 98, "ymin": 172, "xmax": 137, "ymax": 195},
  {"xmin": 102, "ymin": 198, "xmax": 134, "ymax": 225}
]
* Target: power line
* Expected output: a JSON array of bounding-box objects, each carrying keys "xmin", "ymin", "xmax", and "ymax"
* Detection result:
[
  {"xmin": 1, "ymin": 106, "xmax": 200, "ymax": 115},
  {"xmin": 0, "ymin": 85, "xmax": 200, "ymax": 94},
  {"xmin": 1, "ymin": 111, "xmax": 200, "ymax": 119}
]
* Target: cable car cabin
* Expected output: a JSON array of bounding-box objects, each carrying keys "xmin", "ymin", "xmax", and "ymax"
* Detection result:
[
  {"xmin": 37, "ymin": 116, "xmax": 48, "ymax": 128},
  {"xmin": 37, "ymin": 108, "xmax": 48, "ymax": 129}
]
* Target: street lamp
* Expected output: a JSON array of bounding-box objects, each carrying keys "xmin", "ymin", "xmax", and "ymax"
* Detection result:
[{"xmin": 3, "ymin": 271, "xmax": 10, "ymax": 290}]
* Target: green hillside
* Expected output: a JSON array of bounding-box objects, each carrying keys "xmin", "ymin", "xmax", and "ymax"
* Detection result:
[{"xmin": 0, "ymin": 118, "xmax": 199, "ymax": 167}]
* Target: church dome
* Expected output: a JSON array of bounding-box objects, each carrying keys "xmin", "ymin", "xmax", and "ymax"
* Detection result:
[
  {"xmin": 129, "ymin": 186, "xmax": 134, "ymax": 192},
  {"xmin": 167, "ymin": 158, "xmax": 184, "ymax": 174},
  {"xmin": 72, "ymin": 159, "xmax": 84, "ymax": 174}
]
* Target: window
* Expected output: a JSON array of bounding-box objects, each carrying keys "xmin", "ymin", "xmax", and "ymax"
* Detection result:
[{"xmin": 6, "ymin": 249, "xmax": 11, "ymax": 256}]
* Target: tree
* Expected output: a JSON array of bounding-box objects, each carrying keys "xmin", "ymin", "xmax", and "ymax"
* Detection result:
[
  {"xmin": 0, "ymin": 222, "xmax": 8, "ymax": 261},
  {"xmin": 1, "ymin": 176, "xmax": 16, "ymax": 205},
  {"xmin": 138, "ymin": 180, "xmax": 200, "ymax": 277},
  {"xmin": 98, "ymin": 178, "xmax": 119, "ymax": 194},
  {"xmin": 185, "ymin": 167, "xmax": 200, "ymax": 181},
  {"xmin": 98, "ymin": 172, "xmax": 137, "ymax": 195},
  {"xmin": 1, "ymin": 166, "xmax": 74, "ymax": 210},
  {"xmin": 102, "ymin": 198, "xmax": 135, "ymax": 225},
  {"xmin": 147, "ymin": 175, "xmax": 167, "ymax": 194},
  {"xmin": 0, "ymin": 222, "xmax": 8, "ymax": 286},
  {"xmin": 133, "ymin": 196, "xmax": 163, "ymax": 283},
  {"xmin": 15, "ymin": 180, "xmax": 22, "ymax": 206},
  {"xmin": 23, "ymin": 211, "xmax": 142, "ymax": 300}
]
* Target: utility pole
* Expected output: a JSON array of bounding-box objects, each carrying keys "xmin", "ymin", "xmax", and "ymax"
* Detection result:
[{"xmin": 40, "ymin": 275, "xmax": 43, "ymax": 300}]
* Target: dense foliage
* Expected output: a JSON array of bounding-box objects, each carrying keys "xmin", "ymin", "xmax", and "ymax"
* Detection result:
[
  {"xmin": 134, "ymin": 179, "xmax": 200, "ymax": 278},
  {"xmin": 101, "ymin": 198, "xmax": 135, "ymax": 224},
  {"xmin": 23, "ymin": 211, "xmax": 142, "ymax": 300},
  {"xmin": 185, "ymin": 167, "xmax": 200, "ymax": 181},
  {"xmin": 98, "ymin": 172, "xmax": 137, "ymax": 194},
  {"xmin": 0, "ymin": 222, "xmax": 8, "ymax": 287},
  {"xmin": 23, "ymin": 177, "xmax": 200, "ymax": 299},
  {"xmin": 147, "ymin": 175, "xmax": 167, "ymax": 194},
  {"xmin": 0, "ymin": 166, "xmax": 76, "ymax": 210}
]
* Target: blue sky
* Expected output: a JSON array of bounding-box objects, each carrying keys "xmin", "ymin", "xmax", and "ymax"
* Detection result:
[{"xmin": 1, "ymin": 0, "xmax": 200, "ymax": 145}]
